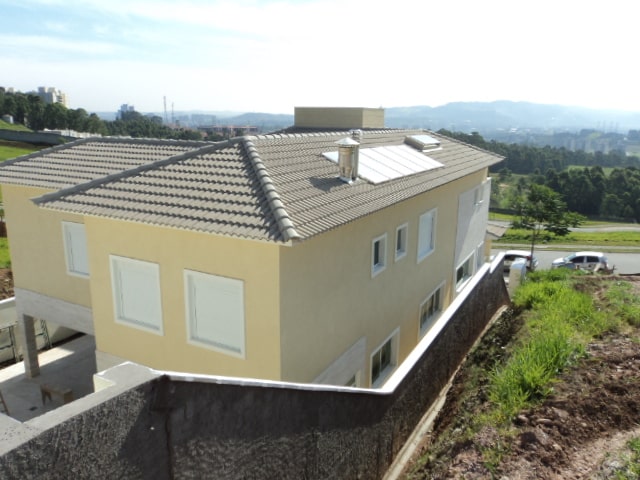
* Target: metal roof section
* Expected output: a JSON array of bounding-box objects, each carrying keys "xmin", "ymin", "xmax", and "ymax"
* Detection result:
[
  {"xmin": 323, "ymin": 144, "xmax": 444, "ymax": 184},
  {"xmin": 28, "ymin": 129, "xmax": 503, "ymax": 244}
]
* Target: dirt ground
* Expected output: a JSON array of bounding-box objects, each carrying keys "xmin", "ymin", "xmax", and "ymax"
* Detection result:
[
  {"xmin": 0, "ymin": 268, "xmax": 13, "ymax": 299},
  {"xmin": 407, "ymin": 276, "xmax": 640, "ymax": 479}
]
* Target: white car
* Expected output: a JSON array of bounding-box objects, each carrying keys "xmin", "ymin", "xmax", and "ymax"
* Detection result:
[
  {"xmin": 503, "ymin": 250, "xmax": 539, "ymax": 273},
  {"xmin": 551, "ymin": 251, "xmax": 613, "ymax": 272}
]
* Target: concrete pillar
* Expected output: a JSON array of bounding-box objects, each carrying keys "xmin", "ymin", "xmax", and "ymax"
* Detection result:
[{"xmin": 17, "ymin": 314, "xmax": 40, "ymax": 378}]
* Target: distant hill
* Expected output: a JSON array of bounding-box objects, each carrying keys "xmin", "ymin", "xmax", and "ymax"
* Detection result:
[
  {"xmin": 383, "ymin": 101, "xmax": 640, "ymax": 133},
  {"xmin": 96, "ymin": 101, "xmax": 640, "ymax": 135},
  {"xmin": 218, "ymin": 102, "xmax": 640, "ymax": 134}
]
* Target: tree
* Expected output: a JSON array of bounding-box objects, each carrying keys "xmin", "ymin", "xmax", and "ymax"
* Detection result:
[{"xmin": 512, "ymin": 184, "xmax": 585, "ymax": 260}]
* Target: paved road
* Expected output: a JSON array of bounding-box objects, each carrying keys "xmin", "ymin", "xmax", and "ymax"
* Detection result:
[{"xmin": 492, "ymin": 247, "xmax": 640, "ymax": 275}]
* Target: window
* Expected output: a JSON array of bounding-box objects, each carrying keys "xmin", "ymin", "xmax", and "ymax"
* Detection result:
[
  {"xmin": 420, "ymin": 284, "xmax": 443, "ymax": 335},
  {"xmin": 395, "ymin": 224, "xmax": 408, "ymax": 261},
  {"xmin": 62, "ymin": 222, "xmax": 89, "ymax": 277},
  {"xmin": 417, "ymin": 209, "xmax": 436, "ymax": 262},
  {"xmin": 185, "ymin": 270, "xmax": 245, "ymax": 358},
  {"xmin": 456, "ymin": 254, "xmax": 474, "ymax": 290},
  {"xmin": 110, "ymin": 256, "xmax": 163, "ymax": 334},
  {"xmin": 370, "ymin": 329, "xmax": 399, "ymax": 387},
  {"xmin": 371, "ymin": 233, "xmax": 387, "ymax": 277}
]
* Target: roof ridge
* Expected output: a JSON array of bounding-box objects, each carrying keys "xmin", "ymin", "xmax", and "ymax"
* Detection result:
[
  {"xmin": 241, "ymin": 137, "xmax": 301, "ymax": 242},
  {"xmin": 249, "ymin": 128, "xmax": 416, "ymax": 141},
  {"xmin": 33, "ymin": 141, "xmax": 225, "ymax": 207}
]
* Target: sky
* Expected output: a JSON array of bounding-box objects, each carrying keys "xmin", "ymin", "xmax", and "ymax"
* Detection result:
[{"xmin": 2, "ymin": 0, "xmax": 638, "ymax": 115}]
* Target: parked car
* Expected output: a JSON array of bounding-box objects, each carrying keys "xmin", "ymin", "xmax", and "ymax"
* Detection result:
[
  {"xmin": 551, "ymin": 251, "xmax": 613, "ymax": 272},
  {"xmin": 503, "ymin": 250, "xmax": 539, "ymax": 273}
]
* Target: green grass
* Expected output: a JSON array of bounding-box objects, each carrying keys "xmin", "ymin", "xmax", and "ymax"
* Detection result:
[
  {"xmin": 605, "ymin": 281, "xmax": 640, "ymax": 327},
  {"xmin": 496, "ymin": 228, "xmax": 640, "ymax": 247},
  {"xmin": 472, "ymin": 271, "xmax": 631, "ymax": 468},
  {"xmin": 612, "ymin": 436, "xmax": 640, "ymax": 479},
  {"xmin": 0, "ymin": 140, "xmax": 41, "ymax": 162},
  {"xmin": 0, "ymin": 238, "xmax": 10, "ymax": 268},
  {"xmin": 0, "ymin": 119, "xmax": 31, "ymax": 132}
]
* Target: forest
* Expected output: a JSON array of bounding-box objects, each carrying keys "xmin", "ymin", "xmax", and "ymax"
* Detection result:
[
  {"xmin": 0, "ymin": 88, "xmax": 214, "ymax": 141},
  {"xmin": 439, "ymin": 129, "xmax": 640, "ymax": 222}
]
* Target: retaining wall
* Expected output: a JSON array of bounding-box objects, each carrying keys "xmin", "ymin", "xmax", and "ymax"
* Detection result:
[{"xmin": 0, "ymin": 260, "xmax": 510, "ymax": 479}]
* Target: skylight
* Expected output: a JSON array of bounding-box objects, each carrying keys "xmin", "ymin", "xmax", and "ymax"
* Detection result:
[
  {"xmin": 404, "ymin": 134, "xmax": 441, "ymax": 151},
  {"xmin": 323, "ymin": 145, "xmax": 444, "ymax": 184}
]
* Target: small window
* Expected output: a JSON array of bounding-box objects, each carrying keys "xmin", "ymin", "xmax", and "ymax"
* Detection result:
[
  {"xmin": 62, "ymin": 222, "xmax": 89, "ymax": 277},
  {"xmin": 110, "ymin": 256, "xmax": 163, "ymax": 334},
  {"xmin": 370, "ymin": 329, "xmax": 399, "ymax": 387},
  {"xmin": 185, "ymin": 270, "xmax": 245, "ymax": 358},
  {"xmin": 371, "ymin": 233, "xmax": 387, "ymax": 277},
  {"xmin": 417, "ymin": 209, "xmax": 436, "ymax": 262},
  {"xmin": 395, "ymin": 224, "xmax": 408, "ymax": 261},
  {"xmin": 456, "ymin": 254, "xmax": 474, "ymax": 290},
  {"xmin": 420, "ymin": 285, "xmax": 443, "ymax": 335}
]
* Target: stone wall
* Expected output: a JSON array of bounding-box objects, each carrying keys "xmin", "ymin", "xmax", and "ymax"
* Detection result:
[
  {"xmin": 0, "ymin": 130, "xmax": 72, "ymax": 146},
  {"xmin": 0, "ymin": 261, "xmax": 510, "ymax": 479}
]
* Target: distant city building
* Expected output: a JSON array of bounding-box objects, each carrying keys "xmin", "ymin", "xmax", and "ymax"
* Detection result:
[
  {"xmin": 117, "ymin": 104, "xmax": 136, "ymax": 120},
  {"xmin": 35, "ymin": 87, "xmax": 68, "ymax": 107},
  {"xmin": 198, "ymin": 124, "xmax": 260, "ymax": 137}
]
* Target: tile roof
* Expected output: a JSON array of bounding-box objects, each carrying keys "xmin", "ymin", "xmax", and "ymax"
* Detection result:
[
  {"xmin": 12, "ymin": 130, "xmax": 503, "ymax": 244},
  {"xmin": 0, "ymin": 137, "xmax": 209, "ymax": 189}
]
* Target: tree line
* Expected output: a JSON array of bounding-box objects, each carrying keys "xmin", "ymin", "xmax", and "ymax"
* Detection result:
[
  {"xmin": 438, "ymin": 129, "xmax": 640, "ymax": 222},
  {"xmin": 0, "ymin": 88, "xmax": 217, "ymax": 141}
]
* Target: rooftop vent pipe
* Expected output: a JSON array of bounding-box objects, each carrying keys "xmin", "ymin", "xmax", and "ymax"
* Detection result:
[{"xmin": 336, "ymin": 137, "xmax": 360, "ymax": 184}]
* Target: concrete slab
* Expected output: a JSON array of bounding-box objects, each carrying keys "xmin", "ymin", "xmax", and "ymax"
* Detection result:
[{"xmin": 0, "ymin": 334, "xmax": 96, "ymax": 422}]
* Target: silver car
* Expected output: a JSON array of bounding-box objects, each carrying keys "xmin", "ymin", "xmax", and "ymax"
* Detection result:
[
  {"xmin": 551, "ymin": 251, "xmax": 613, "ymax": 272},
  {"xmin": 503, "ymin": 250, "xmax": 539, "ymax": 273}
]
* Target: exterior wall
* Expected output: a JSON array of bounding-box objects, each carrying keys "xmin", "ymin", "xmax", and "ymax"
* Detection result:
[
  {"xmin": 294, "ymin": 107, "xmax": 385, "ymax": 129},
  {"xmin": 279, "ymin": 170, "xmax": 487, "ymax": 387},
  {"xmin": 86, "ymin": 217, "xmax": 283, "ymax": 380},
  {"xmin": 2, "ymin": 185, "xmax": 91, "ymax": 309},
  {"xmin": 0, "ymin": 262, "xmax": 510, "ymax": 480}
]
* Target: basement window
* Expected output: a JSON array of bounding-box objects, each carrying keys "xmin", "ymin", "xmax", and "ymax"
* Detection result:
[
  {"xmin": 456, "ymin": 254, "xmax": 474, "ymax": 291},
  {"xmin": 370, "ymin": 329, "xmax": 399, "ymax": 387},
  {"xmin": 419, "ymin": 284, "xmax": 444, "ymax": 336}
]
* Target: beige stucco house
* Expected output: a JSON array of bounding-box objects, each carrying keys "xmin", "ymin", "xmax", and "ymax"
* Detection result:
[{"xmin": 0, "ymin": 107, "xmax": 503, "ymax": 388}]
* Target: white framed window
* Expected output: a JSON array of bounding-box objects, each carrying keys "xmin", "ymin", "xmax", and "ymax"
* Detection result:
[
  {"xmin": 184, "ymin": 270, "xmax": 245, "ymax": 358},
  {"xmin": 370, "ymin": 328, "xmax": 399, "ymax": 387},
  {"xmin": 371, "ymin": 233, "xmax": 387, "ymax": 277},
  {"xmin": 419, "ymin": 283, "xmax": 444, "ymax": 336},
  {"xmin": 417, "ymin": 209, "xmax": 436, "ymax": 262},
  {"xmin": 456, "ymin": 253, "xmax": 474, "ymax": 290},
  {"xmin": 62, "ymin": 222, "xmax": 89, "ymax": 277},
  {"xmin": 395, "ymin": 223, "xmax": 408, "ymax": 261},
  {"xmin": 110, "ymin": 256, "xmax": 163, "ymax": 334}
]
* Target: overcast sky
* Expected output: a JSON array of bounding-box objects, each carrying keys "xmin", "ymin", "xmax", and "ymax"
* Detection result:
[{"xmin": 2, "ymin": 0, "xmax": 638, "ymax": 115}]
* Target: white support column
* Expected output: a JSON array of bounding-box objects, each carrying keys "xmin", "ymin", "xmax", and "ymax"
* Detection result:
[{"xmin": 16, "ymin": 314, "xmax": 40, "ymax": 378}]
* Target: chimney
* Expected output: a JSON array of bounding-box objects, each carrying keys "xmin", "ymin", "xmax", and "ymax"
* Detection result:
[{"xmin": 336, "ymin": 137, "xmax": 360, "ymax": 184}]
